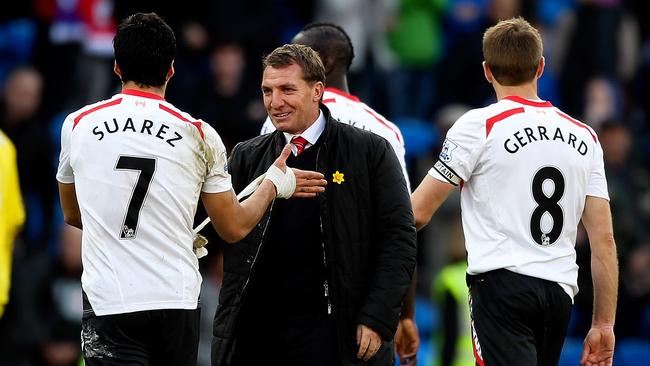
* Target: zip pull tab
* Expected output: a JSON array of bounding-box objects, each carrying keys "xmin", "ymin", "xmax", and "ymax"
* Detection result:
[{"xmin": 324, "ymin": 280, "xmax": 332, "ymax": 314}]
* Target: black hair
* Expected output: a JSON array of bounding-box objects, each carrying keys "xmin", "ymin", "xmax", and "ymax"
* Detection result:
[
  {"xmin": 297, "ymin": 22, "xmax": 354, "ymax": 71},
  {"xmin": 113, "ymin": 13, "xmax": 176, "ymax": 87}
]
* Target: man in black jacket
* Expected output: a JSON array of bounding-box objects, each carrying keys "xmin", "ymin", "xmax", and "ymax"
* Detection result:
[{"xmin": 211, "ymin": 44, "xmax": 417, "ymax": 366}]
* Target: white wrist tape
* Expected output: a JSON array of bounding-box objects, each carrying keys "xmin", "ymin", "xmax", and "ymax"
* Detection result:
[{"xmin": 265, "ymin": 164, "xmax": 296, "ymax": 199}]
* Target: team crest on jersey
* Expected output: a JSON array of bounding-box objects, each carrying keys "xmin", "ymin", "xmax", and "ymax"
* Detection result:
[{"xmin": 440, "ymin": 138, "xmax": 458, "ymax": 163}]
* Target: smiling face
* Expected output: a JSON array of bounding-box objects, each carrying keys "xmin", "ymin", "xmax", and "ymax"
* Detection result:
[{"xmin": 262, "ymin": 62, "xmax": 323, "ymax": 134}]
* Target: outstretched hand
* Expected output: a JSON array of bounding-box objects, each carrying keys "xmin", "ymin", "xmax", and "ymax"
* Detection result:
[
  {"xmin": 292, "ymin": 169, "xmax": 326, "ymax": 198},
  {"xmin": 580, "ymin": 326, "xmax": 615, "ymax": 366}
]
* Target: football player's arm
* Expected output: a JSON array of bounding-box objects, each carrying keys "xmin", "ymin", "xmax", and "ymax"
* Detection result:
[
  {"xmin": 580, "ymin": 196, "xmax": 618, "ymax": 366},
  {"xmin": 202, "ymin": 144, "xmax": 324, "ymax": 243},
  {"xmin": 411, "ymin": 175, "xmax": 455, "ymax": 230},
  {"xmin": 58, "ymin": 182, "xmax": 82, "ymax": 229},
  {"xmin": 201, "ymin": 182, "xmax": 276, "ymax": 244}
]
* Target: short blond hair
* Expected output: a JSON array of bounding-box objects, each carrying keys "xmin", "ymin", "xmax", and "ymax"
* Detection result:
[{"xmin": 483, "ymin": 17, "xmax": 542, "ymax": 86}]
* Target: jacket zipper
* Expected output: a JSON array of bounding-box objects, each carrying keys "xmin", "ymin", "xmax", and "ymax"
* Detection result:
[
  {"xmin": 316, "ymin": 146, "xmax": 332, "ymax": 314},
  {"xmin": 240, "ymin": 200, "xmax": 275, "ymax": 298}
]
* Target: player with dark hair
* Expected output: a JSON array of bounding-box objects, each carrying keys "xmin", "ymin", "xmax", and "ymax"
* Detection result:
[
  {"xmin": 57, "ymin": 13, "xmax": 323, "ymax": 365},
  {"xmin": 411, "ymin": 17, "xmax": 618, "ymax": 366}
]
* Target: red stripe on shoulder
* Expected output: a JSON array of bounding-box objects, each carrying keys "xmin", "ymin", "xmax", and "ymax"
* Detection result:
[
  {"xmin": 159, "ymin": 104, "xmax": 205, "ymax": 140},
  {"xmin": 556, "ymin": 111, "xmax": 597, "ymax": 142},
  {"xmin": 73, "ymin": 98, "xmax": 123, "ymax": 129},
  {"xmin": 362, "ymin": 107, "xmax": 402, "ymax": 143},
  {"xmin": 323, "ymin": 98, "xmax": 336, "ymax": 104},
  {"xmin": 486, "ymin": 107, "xmax": 525, "ymax": 137}
]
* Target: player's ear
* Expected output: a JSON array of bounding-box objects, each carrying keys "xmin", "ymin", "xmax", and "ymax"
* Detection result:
[
  {"xmin": 166, "ymin": 60, "xmax": 175, "ymax": 81},
  {"xmin": 536, "ymin": 57, "xmax": 545, "ymax": 79},
  {"xmin": 114, "ymin": 61, "xmax": 122, "ymax": 80},
  {"xmin": 482, "ymin": 61, "xmax": 494, "ymax": 84}
]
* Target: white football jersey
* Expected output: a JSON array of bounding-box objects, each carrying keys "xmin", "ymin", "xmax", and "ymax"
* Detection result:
[
  {"xmin": 429, "ymin": 96, "xmax": 609, "ymax": 298},
  {"xmin": 261, "ymin": 87, "xmax": 410, "ymax": 191},
  {"xmin": 56, "ymin": 89, "xmax": 231, "ymax": 315}
]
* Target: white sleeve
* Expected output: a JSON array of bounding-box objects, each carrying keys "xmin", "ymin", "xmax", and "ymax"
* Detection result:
[
  {"xmin": 56, "ymin": 115, "xmax": 75, "ymax": 184},
  {"xmin": 586, "ymin": 139, "xmax": 609, "ymax": 200},
  {"xmin": 201, "ymin": 125, "xmax": 232, "ymax": 193},
  {"xmin": 428, "ymin": 112, "xmax": 485, "ymax": 185},
  {"xmin": 260, "ymin": 116, "xmax": 276, "ymax": 135}
]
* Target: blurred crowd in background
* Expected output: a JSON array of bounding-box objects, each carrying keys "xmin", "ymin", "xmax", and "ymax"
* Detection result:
[{"xmin": 1, "ymin": 0, "xmax": 650, "ymax": 365}]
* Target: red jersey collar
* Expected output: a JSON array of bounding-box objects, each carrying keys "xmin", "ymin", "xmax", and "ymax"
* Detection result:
[
  {"xmin": 325, "ymin": 87, "xmax": 360, "ymax": 102},
  {"xmin": 121, "ymin": 88, "xmax": 166, "ymax": 101},
  {"xmin": 503, "ymin": 95, "xmax": 553, "ymax": 108}
]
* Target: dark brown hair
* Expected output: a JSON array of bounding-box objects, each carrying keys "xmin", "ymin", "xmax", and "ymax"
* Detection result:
[
  {"xmin": 114, "ymin": 13, "xmax": 176, "ymax": 87},
  {"xmin": 483, "ymin": 17, "xmax": 542, "ymax": 86},
  {"xmin": 262, "ymin": 44, "xmax": 326, "ymax": 84}
]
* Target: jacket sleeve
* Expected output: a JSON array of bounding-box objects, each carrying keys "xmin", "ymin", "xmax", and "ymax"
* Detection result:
[{"xmin": 356, "ymin": 137, "xmax": 417, "ymax": 341}]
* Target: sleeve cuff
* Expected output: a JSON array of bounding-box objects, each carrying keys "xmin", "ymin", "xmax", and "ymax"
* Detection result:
[
  {"xmin": 428, "ymin": 160, "xmax": 462, "ymax": 186},
  {"xmin": 56, "ymin": 175, "xmax": 74, "ymax": 184}
]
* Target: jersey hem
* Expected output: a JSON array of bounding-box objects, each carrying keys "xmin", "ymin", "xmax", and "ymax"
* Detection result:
[{"xmin": 90, "ymin": 300, "xmax": 199, "ymax": 316}]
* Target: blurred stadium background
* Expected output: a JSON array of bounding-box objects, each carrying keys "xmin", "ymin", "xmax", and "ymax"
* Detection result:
[{"xmin": 1, "ymin": 0, "xmax": 649, "ymax": 365}]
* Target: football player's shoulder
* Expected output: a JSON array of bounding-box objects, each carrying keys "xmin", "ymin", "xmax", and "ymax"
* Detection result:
[
  {"xmin": 452, "ymin": 105, "xmax": 492, "ymax": 129},
  {"xmin": 66, "ymin": 96, "xmax": 120, "ymax": 121},
  {"xmin": 200, "ymin": 123, "xmax": 225, "ymax": 148},
  {"xmin": 553, "ymin": 107, "xmax": 599, "ymax": 143}
]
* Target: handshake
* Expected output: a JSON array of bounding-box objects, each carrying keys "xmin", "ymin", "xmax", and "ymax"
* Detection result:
[{"xmin": 193, "ymin": 144, "xmax": 327, "ymax": 258}]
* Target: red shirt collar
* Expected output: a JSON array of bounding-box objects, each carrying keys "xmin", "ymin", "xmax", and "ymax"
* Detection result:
[
  {"xmin": 503, "ymin": 95, "xmax": 553, "ymax": 108},
  {"xmin": 121, "ymin": 88, "xmax": 166, "ymax": 101}
]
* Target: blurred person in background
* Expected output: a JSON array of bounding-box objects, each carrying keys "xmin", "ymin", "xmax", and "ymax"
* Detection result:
[
  {"xmin": 411, "ymin": 17, "xmax": 618, "ymax": 366},
  {"xmin": 555, "ymin": 0, "xmax": 639, "ymax": 117},
  {"xmin": 0, "ymin": 66, "xmax": 55, "ymax": 252},
  {"xmin": 212, "ymin": 44, "xmax": 416, "ymax": 366},
  {"xmin": 387, "ymin": 0, "xmax": 446, "ymax": 120},
  {"xmin": 314, "ymin": 0, "xmax": 397, "ymax": 113},
  {"xmin": 598, "ymin": 122, "xmax": 643, "ymax": 262},
  {"xmin": 259, "ymin": 22, "xmax": 414, "ymax": 364},
  {"xmin": 39, "ymin": 225, "xmax": 83, "ymax": 366},
  {"xmin": 195, "ymin": 41, "xmax": 266, "ymax": 152},
  {"xmin": 616, "ymin": 243, "xmax": 650, "ymax": 339},
  {"xmin": 431, "ymin": 237, "xmax": 473, "ymax": 366},
  {"xmin": 0, "ymin": 126, "xmax": 25, "ymax": 319}
]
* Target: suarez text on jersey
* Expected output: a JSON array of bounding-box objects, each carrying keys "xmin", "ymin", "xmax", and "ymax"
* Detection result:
[{"xmin": 91, "ymin": 117, "xmax": 184, "ymax": 147}]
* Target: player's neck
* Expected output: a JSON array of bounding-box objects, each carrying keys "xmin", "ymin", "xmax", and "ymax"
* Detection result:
[
  {"xmin": 494, "ymin": 82, "xmax": 540, "ymax": 102},
  {"xmin": 121, "ymin": 81, "xmax": 166, "ymax": 99},
  {"xmin": 326, "ymin": 74, "xmax": 349, "ymax": 94}
]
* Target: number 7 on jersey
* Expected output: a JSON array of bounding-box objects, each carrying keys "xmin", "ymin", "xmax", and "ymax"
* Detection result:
[{"xmin": 115, "ymin": 155, "xmax": 157, "ymax": 239}]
